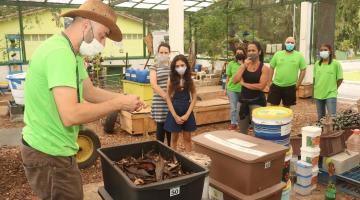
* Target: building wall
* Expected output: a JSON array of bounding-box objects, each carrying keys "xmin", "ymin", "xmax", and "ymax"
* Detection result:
[{"xmin": 0, "ymin": 8, "xmax": 145, "ymax": 63}]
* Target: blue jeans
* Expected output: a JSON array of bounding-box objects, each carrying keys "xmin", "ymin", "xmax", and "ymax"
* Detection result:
[
  {"xmin": 315, "ymin": 98, "xmax": 337, "ymax": 120},
  {"xmin": 227, "ymin": 90, "xmax": 240, "ymax": 125}
]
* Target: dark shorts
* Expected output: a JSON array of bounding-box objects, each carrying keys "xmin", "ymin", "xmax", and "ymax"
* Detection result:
[
  {"xmin": 21, "ymin": 141, "xmax": 83, "ymax": 200},
  {"xmin": 164, "ymin": 100, "xmax": 197, "ymax": 133},
  {"xmin": 267, "ymin": 84, "xmax": 297, "ymax": 106}
]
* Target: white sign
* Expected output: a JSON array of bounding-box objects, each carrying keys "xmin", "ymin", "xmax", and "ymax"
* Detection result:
[{"xmin": 170, "ymin": 186, "xmax": 180, "ymax": 197}]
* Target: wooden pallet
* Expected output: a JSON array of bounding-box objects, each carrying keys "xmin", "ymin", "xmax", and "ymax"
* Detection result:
[{"xmin": 120, "ymin": 98, "xmax": 230, "ymax": 135}]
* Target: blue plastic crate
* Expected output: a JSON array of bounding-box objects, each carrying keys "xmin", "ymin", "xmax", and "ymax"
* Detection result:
[{"xmin": 335, "ymin": 166, "xmax": 360, "ymax": 198}]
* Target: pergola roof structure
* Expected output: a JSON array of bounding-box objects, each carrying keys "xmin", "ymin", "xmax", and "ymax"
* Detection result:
[{"xmin": 1, "ymin": 0, "xmax": 216, "ymax": 12}]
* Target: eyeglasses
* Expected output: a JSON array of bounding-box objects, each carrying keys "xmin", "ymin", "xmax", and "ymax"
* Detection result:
[{"xmin": 175, "ymin": 65, "xmax": 186, "ymax": 67}]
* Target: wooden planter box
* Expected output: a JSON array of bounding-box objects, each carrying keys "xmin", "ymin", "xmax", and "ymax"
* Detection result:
[
  {"xmin": 194, "ymin": 98, "xmax": 230, "ymax": 125},
  {"xmin": 298, "ymin": 84, "xmax": 313, "ymax": 98},
  {"xmin": 119, "ymin": 110, "xmax": 156, "ymax": 135}
]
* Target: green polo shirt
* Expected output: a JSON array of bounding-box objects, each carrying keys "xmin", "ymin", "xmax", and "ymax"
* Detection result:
[
  {"xmin": 270, "ymin": 50, "xmax": 307, "ymax": 87},
  {"xmin": 313, "ymin": 59, "xmax": 343, "ymax": 99},
  {"xmin": 226, "ymin": 61, "xmax": 242, "ymax": 92},
  {"xmin": 22, "ymin": 34, "xmax": 88, "ymax": 156}
]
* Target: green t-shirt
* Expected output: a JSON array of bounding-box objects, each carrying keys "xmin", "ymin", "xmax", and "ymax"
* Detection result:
[
  {"xmin": 313, "ymin": 59, "xmax": 343, "ymax": 99},
  {"xmin": 23, "ymin": 34, "xmax": 88, "ymax": 156},
  {"xmin": 270, "ymin": 50, "xmax": 307, "ymax": 87},
  {"xmin": 226, "ymin": 61, "xmax": 242, "ymax": 92}
]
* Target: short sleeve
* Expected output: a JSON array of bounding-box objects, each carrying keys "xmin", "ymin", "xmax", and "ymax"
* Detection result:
[
  {"xmin": 47, "ymin": 48, "xmax": 77, "ymax": 90},
  {"xmin": 226, "ymin": 62, "xmax": 232, "ymax": 76},
  {"xmin": 299, "ymin": 53, "xmax": 307, "ymax": 70},
  {"xmin": 313, "ymin": 61, "xmax": 318, "ymax": 79},
  {"xmin": 336, "ymin": 61, "xmax": 343, "ymax": 80},
  {"xmin": 269, "ymin": 52, "xmax": 278, "ymax": 69},
  {"xmin": 149, "ymin": 64, "xmax": 157, "ymax": 71}
]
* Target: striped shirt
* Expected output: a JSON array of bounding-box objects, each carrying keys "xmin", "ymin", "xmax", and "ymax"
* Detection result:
[{"xmin": 150, "ymin": 63, "xmax": 170, "ymax": 122}]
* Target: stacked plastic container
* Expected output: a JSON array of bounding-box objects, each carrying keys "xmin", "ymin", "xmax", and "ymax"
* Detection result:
[
  {"xmin": 300, "ymin": 126, "xmax": 321, "ymax": 192},
  {"xmin": 252, "ymin": 107, "xmax": 293, "ymax": 198},
  {"xmin": 294, "ymin": 160, "xmax": 313, "ymax": 195}
]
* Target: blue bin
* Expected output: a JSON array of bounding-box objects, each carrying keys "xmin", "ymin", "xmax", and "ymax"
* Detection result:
[
  {"xmin": 125, "ymin": 68, "xmax": 132, "ymax": 80},
  {"xmin": 136, "ymin": 69, "xmax": 150, "ymax": 83},
  {"xmin": 194, "ymin": 64, "xmax": 202, "ymax": 72},
  {"xmin": 130, "ymin": 68, "xmax": 138, "ymax": 82}
]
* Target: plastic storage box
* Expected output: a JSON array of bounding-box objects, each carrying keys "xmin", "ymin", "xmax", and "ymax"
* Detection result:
[
  {"xmin": 296, "ymin": 174, "xmax": 312, "ymax": 187},
  {"xmin": 322, "ymin": 151, "xmax": 360, "ymax": 175},
  {"xmin": 192, "ymin": 130, "xmax": 288, "ymax": 196},
  {"xmin": 98, "ymin": 141, "xmax": 208, "ymax": 200},
  {"xmin": 208, "ymin": 178, "xmax": 285, "ymax": 200},
  {"xmin": 294, "ymin": 183, "xmax": 312, "ymax": 196},
  {"xmin": 296, "ymin": 160, "xmax": 313, "ymax": 177},
  {"xmin": 301, "ymin": 147, "xmax": 320, "ymax": 167}
]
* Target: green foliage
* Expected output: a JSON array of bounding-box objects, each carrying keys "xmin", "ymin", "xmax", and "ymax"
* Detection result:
[{"xmin": 335, "ymin": 0, "xmax": 360, "ymax": 54}]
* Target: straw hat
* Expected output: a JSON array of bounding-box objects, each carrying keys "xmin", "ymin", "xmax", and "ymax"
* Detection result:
[{"xmin": 61, "ymin": 0, "xmax": 122, "ymax": 41}]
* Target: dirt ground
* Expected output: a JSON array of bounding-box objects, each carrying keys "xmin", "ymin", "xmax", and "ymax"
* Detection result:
[{"xmin": 0, "ymin": 97, "xmax": 359, "ymax": 200}]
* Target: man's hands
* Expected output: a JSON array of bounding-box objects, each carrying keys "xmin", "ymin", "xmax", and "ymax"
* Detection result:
[{"xmin": 114, "ymin": 94, "xmax": 144, "ymax": 112}]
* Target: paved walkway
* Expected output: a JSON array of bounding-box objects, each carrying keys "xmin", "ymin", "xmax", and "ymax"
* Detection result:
[{"xmin": 0, "ymin": 128, "xmax": 22, "ymax": 146}]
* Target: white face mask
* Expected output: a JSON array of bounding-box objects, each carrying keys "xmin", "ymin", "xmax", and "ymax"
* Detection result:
[
  {"xmin": 79, "ymin": 38, "xmax": 104, "ymax": 57},
  {"xmin": 157, "ymin": 54, "xmax": 169, "ymax": 64},
  {"xmin": 175, "ymin": 66, "xmax": 187, "ymax": 75},
  {"xmin": 319, "ymin": 51, "xmax": 330, "ymax": 59},
  {"xmin": 79, "ymin": 24, "xmax": 104, "ymax": 57}
]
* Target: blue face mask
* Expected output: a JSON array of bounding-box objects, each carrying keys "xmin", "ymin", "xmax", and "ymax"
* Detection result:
[
  {"xmin": 285, "ymin": 43, "xmax": 295, "ymax": 51},
  {"xmin": 320, "ymin": 51, "xmax": 330, "ymax": 59}
]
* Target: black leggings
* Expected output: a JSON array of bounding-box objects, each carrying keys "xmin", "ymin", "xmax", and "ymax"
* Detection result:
[{"xmin": 156, "ymin": 122, "xmax": 171, "ymax": 146}]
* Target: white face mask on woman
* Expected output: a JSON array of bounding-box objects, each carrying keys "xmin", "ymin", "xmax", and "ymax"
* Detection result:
[
  {"xmin": 175, "ymin": 66, "xmax": 187, "ymax": 76},
  {"xmin": 79, "ymin": 23, "xmax": 104, "ymax": 57},
  {"xmin": 319, "ymin": 51, "xmax": 330, "ymax": 59},
  {"xmin": 157, "ymin": 54, "xmax": 170, "ymax": 65}
]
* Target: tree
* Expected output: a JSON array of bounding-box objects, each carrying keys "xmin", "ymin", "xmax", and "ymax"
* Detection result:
[{"xmin": 335, "ymin": 0, "xmax": 360, "ymax": 54}]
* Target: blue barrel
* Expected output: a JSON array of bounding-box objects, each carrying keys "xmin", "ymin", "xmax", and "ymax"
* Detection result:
[
  {"xmin": 125, "ymin": 68, "xmax": 132, "ymax": 80},
  {"xmin": 130, "ymin": 68, "xmax": 137, "ymax": 82},
  {"xmin": 252, "ymin": 106, "xmax": 293, "ymax": 146},
  {"xmin": 136, "ymin": 69, "xmax": 149, "ymax": 83},
  {"xmin": 194, "ymin": 64, "xmax": 202, "ymax": 72}
]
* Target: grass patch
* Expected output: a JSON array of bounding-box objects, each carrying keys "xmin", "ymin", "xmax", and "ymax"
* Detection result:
[{"xmin": 343, "ymin": 71, "xmax": 360, "ymax": 81}]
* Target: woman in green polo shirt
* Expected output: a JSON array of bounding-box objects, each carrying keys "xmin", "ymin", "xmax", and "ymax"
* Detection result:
[
  {"xmin": 225, "ymin": 46, "xmax": 246, "ymax": 130},
  {"xmin": 313, "ymin": 44, "xmax": 343, "ymax": 120}
]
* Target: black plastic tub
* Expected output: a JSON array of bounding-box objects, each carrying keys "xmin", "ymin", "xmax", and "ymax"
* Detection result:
[{"xmin": 97, "ymin": 141, "xmax": 209, "ymax": 200}]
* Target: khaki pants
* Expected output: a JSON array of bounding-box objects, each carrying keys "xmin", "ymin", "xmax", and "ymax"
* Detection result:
[{"xmin": 20, "ymin": 144, "xmax": 83, "ymax": 200}]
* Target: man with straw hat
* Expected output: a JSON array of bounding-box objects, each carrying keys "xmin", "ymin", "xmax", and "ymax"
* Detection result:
[{"xmin": 21, "ymin": 0, "xmax": 143, "ymax": 199}]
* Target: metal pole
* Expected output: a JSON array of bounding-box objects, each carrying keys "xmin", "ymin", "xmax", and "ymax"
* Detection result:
[
  {"xmin": 142, "ymin": 13, "xmax": 146, "ymax": 58},
  {"xmin": 293, "ymin": 3, "xmax": 296, "ymax": 37},
  {"xmin": 18, "ymin": 6, "xmax": 26, "ymax": 62},
  {"xmin": 226, "ymin": 0, "xmax": 229, "ymax": 60}
]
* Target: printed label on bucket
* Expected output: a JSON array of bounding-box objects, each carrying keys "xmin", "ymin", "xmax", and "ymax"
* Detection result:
[
  {"xmin": 281, "ymin": 123, "xmax": 292, "ymax": 136},
  {"xmin": 209, "ymin": 186, "xmax": 224, "ymax": 200},
  {"xmin": 170, "ymin": 186, "xmax": 180, "ymax": 197},
  {"xmin": 306, "ymin": 136, "xmax": 320, "ymax": 147}
]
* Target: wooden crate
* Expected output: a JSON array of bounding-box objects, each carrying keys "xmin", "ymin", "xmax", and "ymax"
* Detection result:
[
  {"xmin": 119, "ymin": 97, "xmax": 231, "ymax": 135},
  {"xmin": 298, "ymin": 83, "xmax": 313, "ymax": 98},
  {"xmin": 119, "ymin": 109, "xmax": 156, "ymax": 135},
  {"xmin": 197, "ymin": 86, "xmax": 224, "ymax": 101},
  {"xmin": 194, "ymin": 98, "xmax": 230, "ymax": 125}
]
